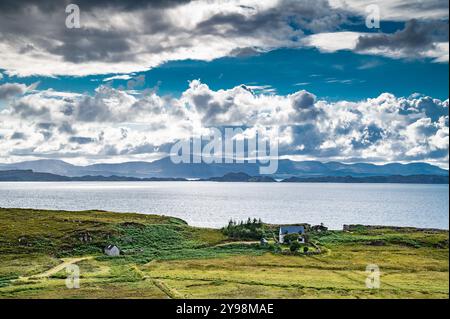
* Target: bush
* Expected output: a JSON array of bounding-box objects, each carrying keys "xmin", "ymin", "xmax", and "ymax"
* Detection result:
[
  {"xmin": 273, "ymin": 245, "xmax": 282, "ymax": 253},
  {"xmin": 290, "ymin": 241, "xmax": 301, "ymax": 252},
  {"xmin": 303, "ymin": 246, "xmax": 309, "ymax": 253},
  {"xmin": 283, "ymin": 233, "xmax": 299, "ymax": 244}
]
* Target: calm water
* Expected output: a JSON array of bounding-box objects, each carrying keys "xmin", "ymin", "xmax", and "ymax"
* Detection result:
[{"xmin": 0, "ymin": 182, "xmax": 448, "ymax": 229}]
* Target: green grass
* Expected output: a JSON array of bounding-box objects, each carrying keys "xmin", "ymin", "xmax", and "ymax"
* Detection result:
[
  {"xmin": 310, "ymin": 227, "xmax": 449, "ymax": 248},
  {"xmin": 0, "ymin": 208, "xmax": 186, "ymax": 256},
  {"xmin": 0, "ymin": 208, "xmax": 448, "ymax": 299}
]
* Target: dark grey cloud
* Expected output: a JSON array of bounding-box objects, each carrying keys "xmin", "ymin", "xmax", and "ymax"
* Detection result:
[
  {"xmin": 392, "ymin": 0, "xmax": 449, "ymax": 15},
  {"xmin": 0, "ymin": 0, "xmax": 189, "ymax": 66},
  {"xmin": 36, "ymin": 122, "xmax": 54, "ymax": 140},
  {"xmin": 36, "ymin": 122, "xmax": 54, "ymax": 130},
  {"xmin": 0, "ymin": 0, "xmax": 351, "ymax": 74},
  {"xmin": 0, "ymin": 0, "xmax": 191, "ymax": 13},
  {"xmin": 61, "ymin": 103, "xmax": 74, "ymax": 116},
  {"xmin": 69, "ymin": 136, "xmax": 95, "ymax": 144},
  {"xmin": 19, "ymin": 43, "xmax": 36, "ymax": 54},
  {"xmin": 229, "ymin": 47, "xmax": 262, "ymax": 58},
  {"xmin": 0, "ymin": 83, "xmax": 27, "ymax": 99},
  {"xmin": 351, "ymin": 124, "xmax": 385, "ymax": 150},
  {"xmin": 12, "ymin": 101, "xmax": 50, "ymax": 118},
  {"xmin": 39, "ymin": 130, "xmax": 53, "ymax": 140},
  {"xmin": 10, "ymin": 132, "xmax": 25, "ymax": 140},
  {"xmin": 291, "ymin": 90, "xmax": 323, "ymax": 121},
  {"xmin": 292, "ymin": 91, "xmax": 316, "ymax": 109},
  {"xmin": 58, "ymin": 122, "xmax": 76, "ymax": 134},
  {"xmin": 356, "ymin": 19, "xmax": 449, "ymax": 53},
  {"xmin": 191, "ymin": 90, "xmax": 237, "ymax": 125},
  {"xmin": 288, "ymin": 124, "xmax": 325, "ymax": 154},
  {"xmin": 415, "ymin": 96, "xmax": 449, "ymax": 122},
  {"xmin": 49, "ymin": 29, "xmax": 133, "ymax": 63},
  {"xmin": 196, "ymin": 0, "xmax": 346, "ymax": 38},
  {"xmin": 75, "ymin": 95, "xmax": 111, "ymax": 122}
]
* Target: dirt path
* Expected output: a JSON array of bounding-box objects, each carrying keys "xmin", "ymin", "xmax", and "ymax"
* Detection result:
[
  {"xmin": 21, "ymin": 256, "xmax": 93, "ymax": 280},
  {"xmin": 152, "ymin": 279, "xmax": 184, "ymax": 299}
]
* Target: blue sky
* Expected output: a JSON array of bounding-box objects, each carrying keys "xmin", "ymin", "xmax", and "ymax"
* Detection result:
[{"xmin": 2, "ymin": 47, "xmax": 448, "ymax": 101}]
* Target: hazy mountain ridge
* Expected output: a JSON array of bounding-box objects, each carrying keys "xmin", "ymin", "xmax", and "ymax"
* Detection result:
[
  {"xmin": 205, "ymin": 172, "xmax": 277, "ymax": 182},
  {"xmin": 0, "ymin": 170, "xmax": 448, "ymax": 184},
  {"xmin": 0, "ymin": 157, "xmax": 447, "ymax": 179},
  {"xmin": 0, "ymin": 170, "xmax": 187, "ymax": 182},
  {"xmin": 282, "ymin": 175, "xmax": 449, "ymax": 184}
]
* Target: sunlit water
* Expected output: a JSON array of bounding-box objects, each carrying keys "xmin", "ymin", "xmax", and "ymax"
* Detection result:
[{"xmin": 0, "ymin": 182, "xmax": 448, "ymax": 229}]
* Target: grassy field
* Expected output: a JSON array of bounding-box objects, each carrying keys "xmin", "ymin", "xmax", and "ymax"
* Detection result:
[{"xmin": 0, "ymin": 208, "xmax": 448, "ymax": 299}]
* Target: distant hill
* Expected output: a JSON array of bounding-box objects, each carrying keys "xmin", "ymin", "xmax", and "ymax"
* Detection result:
[
  {"xmin": 282, "ymin": 175, "xmax": 449, "ymax": 184},
  {"xmin": 0, "ymin": 170, "xmax": 71, "ymax": 181},
  {"xmin": 206, "ymin": 172, "xmax": 276, "ymax": 182},
  {"xmin": 0, "ymin": 157, "xmax": 448, "ymax": 179},
  {"xmin": 0, "ymin": 170, "xmax": 187, "ymax": 182}
]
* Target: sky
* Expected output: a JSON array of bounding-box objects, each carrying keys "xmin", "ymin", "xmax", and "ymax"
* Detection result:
[{"xmin": 0, "ymin": 0, "xmax": 448, "ymax": 168}]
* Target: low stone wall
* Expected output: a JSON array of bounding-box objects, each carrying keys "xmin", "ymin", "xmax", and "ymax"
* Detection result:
[{"xmin": 343, "ymin": 224, "xmax": 446, "ymax": 233}]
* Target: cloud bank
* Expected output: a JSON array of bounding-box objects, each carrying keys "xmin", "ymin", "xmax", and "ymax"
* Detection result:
[{"xmin": 0, "ymin": 80, "xmax": 448, "ymax": 167}]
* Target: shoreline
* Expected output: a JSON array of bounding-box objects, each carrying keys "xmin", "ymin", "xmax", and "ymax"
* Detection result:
[
  {"xmin": 1, "ymin": 206, "xmax": 449, "ymax": 232},
  {"xmin": 1, "ymin": 180, "xmax": 449, "ymax": 185}
]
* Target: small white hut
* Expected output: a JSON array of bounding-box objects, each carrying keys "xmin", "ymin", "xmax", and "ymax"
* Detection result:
[{"xmin": 104, "ymin": 245, "xmax": 120, "ymax": 257}]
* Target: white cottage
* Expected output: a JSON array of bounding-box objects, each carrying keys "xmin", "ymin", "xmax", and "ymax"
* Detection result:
[
  {"xmin": 104, "ymin": 245, "xmax": 120, "ymax": 257},
  {"xmin": 279, "ymin": 226, "xmax": 305, "ymax": 244}
]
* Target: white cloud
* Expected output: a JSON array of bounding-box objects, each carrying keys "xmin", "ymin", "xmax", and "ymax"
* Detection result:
[
  {"xmin": 301, "ymin": 31, "xmax": 363, "ymax": 52},
  {"xmin": 0, "ymin": 80, "xmax": 448, "ymax": 167},
  {"xmin": 103, "ymin": 74, "xmax": 134, "ymax": 82},
  {"xmin": 302, "ymin": 31, "xmax": 449, "ymax": 62}
]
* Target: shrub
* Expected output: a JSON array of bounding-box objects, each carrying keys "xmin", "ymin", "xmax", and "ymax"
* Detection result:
[
  {"xmin": 290, "ymin": 241, "xmax": 301, "ymax": 252},
  {"xmin": 283, "ymin": 233, "xmax": 299, "ymax": 244}
]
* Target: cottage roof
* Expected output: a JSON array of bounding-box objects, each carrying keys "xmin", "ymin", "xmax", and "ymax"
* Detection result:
[{"xmin": 280, "ymin": 226, "xmax": 305, "ymax": 234}]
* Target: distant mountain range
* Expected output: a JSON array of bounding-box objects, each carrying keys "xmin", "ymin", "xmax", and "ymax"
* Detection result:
[
  {"xmin": 0, "ymin": 170, "xmax": 448, "ymax": 184},
  {"xmin": 0, "ymin": 157, "xmax": 448, "ymax": 179},
  {"xmin": 0, "ymin": 170, "xmax": 187, "ymax": 182}
]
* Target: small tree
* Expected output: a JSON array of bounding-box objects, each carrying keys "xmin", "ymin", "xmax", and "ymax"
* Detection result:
[
  {"xmin": 303, "ymin": 246, "xmax": 309, "ymax": 253},
  {"xmin": 290, "ymin": 241, "xmax": 301, "ymax": 252},
  {"xmin": 284, "ymin": 233, "xmax": 299, "ymax": 244}
]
